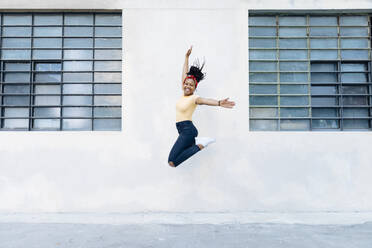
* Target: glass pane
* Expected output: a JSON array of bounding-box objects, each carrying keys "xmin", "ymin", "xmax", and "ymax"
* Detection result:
[
  {"xmin": 64, "ymin": 27, "xmax": 93, "ymax": 37},
  {"xmin": 310, "ymin": 50, "xmax": 338, "ymax": 60},
  {"xmin": 310, "ymin": 27, "xmax": 337, "ymax": 36},
  {"xmin": 280, "ymin": 73, "xmax": 307, "ymax": 82},
  {"xmin": 33, "ymin": 119, "xmax": 60, "ymax": 129},
  {"xmin": 340, "ymin": 16, "xmax": 368, "ymax": 26},
  {"xmin": 64, "ymin": 61, "xmax": 92, "ymax": 71},
  {"xmin": 95, "ymin": 27, "xmax": 122, "ymax": 37},
  {"xmin": 341, "ymin": 73, "xmax": 367, "ymax": 83},
  {"xmin": 64, "ymin": 38, "xmax": 93, "ymax": 48},
  {"xmin": 279, "ymin": 50, "xmax": 307, "ymax": 60},
  {"xmin": 341, "ymin": 50, "xmax": 369, "ymax": 60},
  {"xmin": 2, "ymin": 50, "xmax": 31, "ymax": 60},
  {"xmin": 249, "ymin": 38, "xmax": 276, "ymax": 48},
  {"xmin": 4, "ymin": 73, "xmax": 30, "ymax": 82},
  {"xmin": 3, "ymin": 14, "xmax": 32, "ymax": 25},
  {"xmin": 94, "ymin": 96, "xmax": 121, "ymax": 105},
  {"xmin": 94, "ymin": 50, "xmax": 122, "ymax": 60},
  {"xmin": 63, "ymin": 96, "xmax": 92, "ymax": 105},
  {"xmin": 94, "ymin": 107, "xmax": 121, "ymax": 117},
  {"xmin": 309, "ymin": 16, "xmax": 337, "ymax": 26},
  {"xmin": 3, "ymin": 119, "xmax": 29, "ymax": 129},
  {"xmin": 311, "ymin": 63, "xmax": 337, "ymax": 72},
  {"xmin": 342, "ymin": 86, "xmax": 367, "ymax": 94},
  {"xmin": 3, "ymin": 27, "xmax": 31, "ymax": 36},
  {"xmin": 280, "ymin": 120, "xmax": 310, "ymax": 130},
  {"xmin": 93, "ymin": 119, "xmax": 121, "ymax": 131},
  {"xmin": 94, "ymin": 73, "xmax": 121, "ymax": 83},
  {"xmin": 34, "ymin": 27, "xmax": 62, "ymax": 37},
  {"xmin": 311, "ymin": 73, "xmax": 337, "ymax": 82},
  {"xmin": 4, "ymin": 108, "xmax": 28, "ymax": 117},
  {"xmin": 343, "ymin": 108, "xmax": 368, "ymax": 117},
  {"xmin": 341, "ymin": 63, "xmax": 367, "ymax": 72},
  {"xmin": 34, "ymin": 14, "xmax": 63, "ymax": 25},
  {"xmin": 250, "ymin": 96, "xmax": 277, "ymax": 105},
  {"xmin": 312, "ymin": 108, "xmax": 338, "ymax": 117},
  {"xmin": 280, "ymin": 85, "xmax": 308, "ymax": 94},
  {"xmin": 249, "ymin": 16, "xmax": 276, "ymax": 25},
  {"xmin": 34, "ymin": 96, "xmax": 60, "ymax": 105},
  {"xmin": 4, "ymin": 85, "xmax": 30, "ymax": 93},
  {"xmin": 279, "ymin": 62, "xmax": 308, "ymax": 71},
  {"xmin": 249, "ymin": 62, "xmax": 277, "ymax": 71},
  {"xmin": 94, "ymin": 84, "xmax": 121, "ymax": 94},
  {"xmin": 94, "ymin": 61, "xmax": 122, "ymax": 71},
  {"xmin": 34, "ymin": 85, "xmax": 60, "ymax": 94},
  {"xmin": 4, "ymin": 96, "xmax": 29, "ymax": 105},
  {"xmin": 95, "ymin": 14, "xmax": 122, "ymax": 25},
  {"xmin": 311, "ymin": 86, "xmax": 337, "ymax": 95},
  {"xmin": 310, "ymin": 39, "xmax": 338, "ymax": 48},
  {"xmin": 34, "ymin": 73, "xmax": 61, "ymax": 82},
  {"xmin": 312, "ymin": 119, "xmax": 339, "ymax": 129},
  {"xmin": 249, "ymin": 73, "xmax": 277, "ymax": 82},
  {"xmin": 343, "ymin": 96, "xmax": 368, "ymax": 105},
  {"xmin": 249, "ymin": 50, "xmax": 277, "ymax": 60},
  {"xmin": 250, "ymin": 84, "xmax": 277, "ymax": 94},
  {"xmin": 34, "ymin": 38, "xmax": 62, "ymax": 48},
  {"xmin": 250, "ymin": 120, "xmax": 278, "ymax": 131},
  {"xmin": 280, "ymin": 108, "xmax": 309, "ymax": 117},
  {"xmin": 63, "ymin": 107, "xmax": 92, "ymax": 117},
  {"xmin": 33, "ymin": 107, "xmax": 60, "ymax": 117},
  {"xmin": 63, "ymin": 73, "xmax": 92, "ymax": 82},
  {"xmin": 279, "ymin": 39, "xmax": 307, "ymax": 48},
  {"xmin": 341, "ymin": 39, "xmax": 369, "ymax": 48},
  {"xmin": 33, "ymin": 50, "xmax": 62, "ymax": 59},
  {"xmin": 311, "ymin": 97, "xmax": 338, "ymax": 106},
  {"xmin": 280, "ymin": 96, "xmax": 308, "ymax": 106},
  {"xmin": 95, "ymin": 38, "xmax": 122, "ymax": 48},
  {"xmin": 279, "ymin": 16, "xmax": 306, "ymax": 26},
  {"xmin": 340, "ymin": 27, "xmax": 368, "ymax": 36},
  {"xmin": 64, "ymin": 14, "xmax": 93, "ymax": 25},
  {"xmin": 279, "ymin": 28, "xmax": 306, "ymax": 37},
  {"xmin": 63, "ymin": 84, "xmax": 92, "ymax": 94},
  {"xmin": 64, "ymin": 50, "xmax": 93, "ymax": 59},
  {"xmin": 5, "ymin": 63, "xmax": 30, "ymax": 71},
  {"xmin": 249, "ymin": 108, "xmax": 278, "ymax": 118},
  {"xmin": 343, "ymin": 119, "xmax": 369, "ymax": 129},
  {"xmin": 249, "ymin": 27, "xmax": 276, "ymax": 36},
  {"xmin": 63, "ymin": 119, "xmax": 92, "ymax": 131},
  {"xmin": 36, "ymin": 63, "xmax": 61, "ymax": 71},
  {"xmin": 2, "ymin": 38, "xmax": 31, "ymax": 48}
]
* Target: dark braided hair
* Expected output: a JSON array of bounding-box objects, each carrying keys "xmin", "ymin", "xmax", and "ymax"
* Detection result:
[{"xmin": 187, "ymin": 58, "xmax": 206, "ymax": 83}]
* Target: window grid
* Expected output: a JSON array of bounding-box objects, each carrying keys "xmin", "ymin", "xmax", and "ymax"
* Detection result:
[
  {"xmin": 0, "ymin": 12, "xmax": 122, "ymax": 131},
  {"xmin": 249, "ymin": 14, "xmax": 372, "ymax": 131}
]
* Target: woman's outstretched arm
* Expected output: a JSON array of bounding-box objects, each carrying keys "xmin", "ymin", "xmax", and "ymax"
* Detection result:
[
  {"xmin": 182, "ymin": 46, "xmax": 192, "ymax": 87},
  {"xmin": 196, "ymin": 97, "xmax": 235, "ymax": 108}
]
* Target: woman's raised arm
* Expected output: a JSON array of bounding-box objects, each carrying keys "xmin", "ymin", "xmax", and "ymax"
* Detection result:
[
  {"xmin": 182, "ymin": 46, "xmax": 192, "ymax": 87},
  {"xmin": 196, "ymin": 97, "xmax": 235, "ymax": 108}
]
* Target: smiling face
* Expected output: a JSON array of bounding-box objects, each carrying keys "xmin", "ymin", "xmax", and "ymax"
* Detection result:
[{"xmin": 183, "ymin": 78, "xmax": 196, "ymax": 96}]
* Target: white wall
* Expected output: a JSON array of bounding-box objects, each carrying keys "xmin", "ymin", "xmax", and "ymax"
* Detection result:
[{"xmin": 0, "ymin": 0, "xmax": 372, "ymax": 214}]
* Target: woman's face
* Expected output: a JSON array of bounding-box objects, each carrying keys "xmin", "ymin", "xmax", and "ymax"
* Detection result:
[{"xmin": 183, "ymin": 78, "xmax": 196, "ymax": 96}]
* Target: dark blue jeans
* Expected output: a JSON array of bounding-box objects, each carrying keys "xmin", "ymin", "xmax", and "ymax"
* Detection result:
[{"xmin": 168, "ymin": 120, "xmax": 201, "ymax": 167}]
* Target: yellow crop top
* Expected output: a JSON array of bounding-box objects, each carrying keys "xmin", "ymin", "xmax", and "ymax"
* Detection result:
[{"xmin": 176, "ymin": 94, "xmax": 199, "ymax": 122}]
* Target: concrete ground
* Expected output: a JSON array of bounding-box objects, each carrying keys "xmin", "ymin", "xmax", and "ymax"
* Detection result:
[{"xmin": 1, "ymin": 222, "xmax": 372, "ymax": 248}]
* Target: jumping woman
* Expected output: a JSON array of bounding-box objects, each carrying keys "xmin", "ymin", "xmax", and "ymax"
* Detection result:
[{"xmin": 168, "ymin": 46, "xmax": 235, "ymax": 167}]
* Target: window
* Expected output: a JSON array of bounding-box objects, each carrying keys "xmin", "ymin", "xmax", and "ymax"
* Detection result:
[
  {"xmin": 249, "ymin": 13, "xmax": 372, "ymax": 131},
  {"xmin": 0, "ymin": 12, "xmax": 122, "ymax": 131}
]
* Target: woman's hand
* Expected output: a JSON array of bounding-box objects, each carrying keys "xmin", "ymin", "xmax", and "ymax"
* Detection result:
[
  {"xmin": 219, "ymin": 98, "xmax": 235, "ymax": 108},
  {"xmin": 186, "ymin": 46, "xmax": 192, "ymax": 57}
]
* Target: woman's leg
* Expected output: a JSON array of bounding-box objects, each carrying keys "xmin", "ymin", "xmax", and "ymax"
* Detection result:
[{"xmin": 168, "ymin": 134, "xmax": 200, "ymax": 167}]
